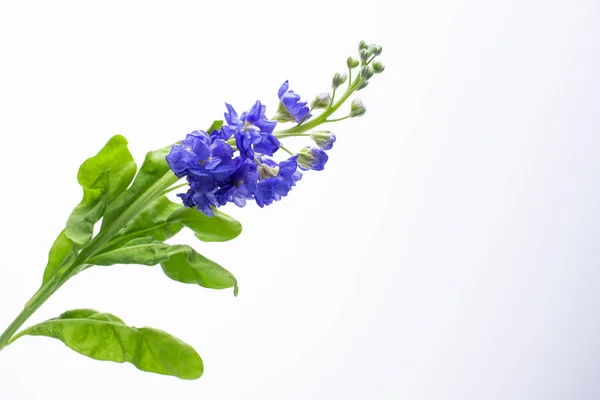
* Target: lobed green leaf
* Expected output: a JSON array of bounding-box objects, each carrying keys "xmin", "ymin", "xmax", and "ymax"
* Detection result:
[
  {"xmin": 66, "ymin": 135, "xmax": 137, "ymax": 245},
  {"xmin": 88, "ymin": 237, "xmax": 237, "ymax": 291},
  {"xmin": 100, "ymin": 147, "xmax": 173, "ymax": 231},
  {"xmin": 42, "ymin": 230, "xmax": 77, "ymax": 284},
  {"xmin": 168, "ymin": 205, "xmax": 242, "ymax": 242},
  {"xmin": 12, "ymin": 309, "xmax": 203, "ymax": 380},
  {"xmin": 104, "ymin": 196, "xmax": 242, "ymax": 249}
]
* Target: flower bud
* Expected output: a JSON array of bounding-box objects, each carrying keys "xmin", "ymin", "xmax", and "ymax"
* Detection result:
[
  {"xmin": 332, "ymin": 72, "xmax": 348, "ymax": 89},
  {"xmin": 311, "ymin": 92, "xmax": 332, "ymax": 109},
  {"xmin": 356, "ymin": 80, "xmax": 369, "ymax": 91},
  {"xmin": 359, "ymin": 49, "xmax": 371, "ymax": 63},
  {"xmin": 360, "ymin": 65, "xmax": 374, "ymax": 80},
  {"xmin": 297, "ymin": 147, "xmax": 328, "ymax": 171},
  {"xmin": 359, "ymin": 40, "xmax": 367, "ymax": 51},
  {"xmin": 273, "ymin": 101, "xmax": 296, "ymax": 122},
  {"xmin": 372, "ymin": 60, "xmax": 385, "ymax": 74},
  {"xmin": 350, "ymin": 99, "xmax": 366, "ymax": 117},
  {"xmin": 258, "ymin": 163, "xmax": 279, "ymax": 179},
  {"xmin": 372, "ymin": 45, "xmax": 383, "ymax": 56},
  {"xmin": 347, "ymin": 56, "xmax": 360, "ymax": 69},
  {"xmin": 310, "ymin": 131, "xmax": 336, "ymax": 151}
]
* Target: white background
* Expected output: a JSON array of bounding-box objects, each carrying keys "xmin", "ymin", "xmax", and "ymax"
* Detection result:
[{"xmin": 0, "ymin": 0, "xmax": 599, "ymax": 399}]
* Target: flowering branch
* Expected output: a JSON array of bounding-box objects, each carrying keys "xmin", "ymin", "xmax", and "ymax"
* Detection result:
[{"xmin": 0, "ymin": 41, "xmax": 385, "ymax": 379}]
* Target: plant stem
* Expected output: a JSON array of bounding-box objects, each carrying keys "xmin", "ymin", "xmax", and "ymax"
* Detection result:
[
  {"xmin": 325, "ymin": 115, "xmax": 350, "ymax": 123},
  {"xmin": 161, "ymin": 181, "xmax": 187, "ymax": 196},
  {"xmin": 0, "ymin": 276, "xmax": 61, "ymax": 352}
]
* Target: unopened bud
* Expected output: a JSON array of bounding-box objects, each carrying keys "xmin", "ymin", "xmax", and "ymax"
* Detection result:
[
  {"xmin": 372, "ymin": 45, "xmax": 383, "ymax": 56},
  {"xmin": 359, "ymin": 49, "xmax": 371, "ymax": 63},
  {"xmin": 356, "ymin": 80, "xmax": 369, "ymax": 91},
  {"xmin": 359, "ymin": 40, "xmax": 367, "ymax": 51},
  {"xmin": 273, "ymin": 102, "xmax": 296, "ymax": 122},
  {"xmin": 297, "ymin": 147, "xmax": 329, "ymax": 171},
  {"xmin": 332, "ymin": 72, "xmax": 348, "ymax": 89},
  {"xmin": 372, "ymin": 60, "xmax": 385, "ymax": 74},
  {"xmin": 347, "ymin": 57, "xmax": 360, "ymax": 69},
  {"xmin": 311, "ymin": 92, "xmax": 332, "ymax": 109},
  {"xmin": 258, "ymin": 164, "xmax": 279, "ymax": 179},
  {"xmin": 360, "ymin": 65, "xmax": 374, "ymax": 80},
  {"xmin": 350, "ymin": 99, "xmax": 366, "ymax": 117},
  {"xmin": 310, "ymin": 131, "xmax": 336, "ymax": 151}
]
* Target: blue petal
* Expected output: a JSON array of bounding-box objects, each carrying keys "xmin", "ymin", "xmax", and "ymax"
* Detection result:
[{"xmin": 278, "ymin": 80, "xmax": 289, "ymax": 99}]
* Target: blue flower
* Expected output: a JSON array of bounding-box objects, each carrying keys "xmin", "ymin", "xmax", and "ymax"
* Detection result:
[
  {"xmin": 296, "ymin": 147, "xmax": 328, "ymax": 171},
  {"xmin": 215, "ymin": 157, "xmax": 259, "ymax": 207},
  {"xmin": 166, "ymin": 131, "xmax": 209, "ymax": 177},
  {"xmin": 223, "ymin": 101, "xmax": 279, "ymax": 159},
  {"xmin": 276, "ymin": 80, "xmax": 312, "ymax": 123},
  {"xmin": 178, "ymin": 176, "xmax": 219, "ymax": 217},
  {"xmin": 166, "ymin": 130, "xmax": 235, "ymax": 178},
  {"xmin": 244, "ymin": 101, "xmax": 277, "ymax": 134},
  {"xmin": 255, "ymin": 156, "xmax": 302, "ymax": 207}
]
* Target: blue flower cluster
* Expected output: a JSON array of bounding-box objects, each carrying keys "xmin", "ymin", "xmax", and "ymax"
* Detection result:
[
  {"xmin": 166, "ymin": 82, "xmax": 331, "ymax": 216},
  {"xmin": 166, "ymin": 38, "xmax": 387, "ymax": 216}
]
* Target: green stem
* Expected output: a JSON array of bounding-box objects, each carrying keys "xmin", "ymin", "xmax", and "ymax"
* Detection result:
[
  {"xmin": 161, "ymin": 181, "xmax": 187, "ymax": 196},
  {"xmin": 330, "ymin": 87, "xmax": 337, "ymax": 107},
  {"xmin": 274, "ymin": 133, "xmax": 311, "ymax": 139},
  {"xmin": 0, "ymin": 276, "xmax": 61, "ymax": 351},
  {"xmin": 348, "ymin": 69, "xmax": 352, "ymax": 90},
  {"xmin": 325, "ymin": 115, "xmax": 350, "ymax": 123},
  {"xmin": 0, "ymin": 171, "xmax": 179, "ymax": 352},
  {"xmin": 279, "ymin": 144, "xmax": 294, "ymax": 156},
  {"xmin": 275, "ymin": 76, "xmax": 361, "ymax": 136}
]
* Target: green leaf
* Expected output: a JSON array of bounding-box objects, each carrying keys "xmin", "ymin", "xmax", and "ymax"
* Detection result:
[
  {"xmin": 42, "ymin": 230, "xmax": 77, "ymax": 284},
  {"xmin": 105, "ymin": 196, "xmax": 183, "ymax": 249},
  {"xmin": 66, "ymin": 135, "xmax": 137, "ymax": 245},
  {"xmin": 207, "ymin": 119, "xmax": 223, "ymax": 133},
  {"xmin": 103, "ymin": 196, "xmax": 242, "ymax": 251},
  {"xmin": 88, "ymin": 237, "xmax": 237, "ymax": 291},
  {"xmin": 168, "ymin": 206, "xmax": 242, "ymax": 242},
  {"xmin": 100, "ymin": 147, "xmax": 175, "ymax": 231},
  {"xmin": 12, "ymin": 309, "xmax": 203, "ymax": 380}
]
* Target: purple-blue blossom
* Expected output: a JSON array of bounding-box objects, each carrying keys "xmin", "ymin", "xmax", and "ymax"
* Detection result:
[
  {"xmin": 276, "ymin": 81, "xmax": 312, "ymax": 123},
  {"xmin": 215, "ymin": 158, "xmax": 259, "ymax": 208},
  {"xmin": 223, "ymin": 101, "xmax": 279, "ymax": 159},
  {"xmin": 166, "ymin": 130, "xmax": 235, "ymax": 178},
  {"xmin": 296, "ymin": 147, "xmax": 328, "ymax": 171},
  {"xmin": 255, "ymin": 157, "xmax": 302, "ymax": 207}
]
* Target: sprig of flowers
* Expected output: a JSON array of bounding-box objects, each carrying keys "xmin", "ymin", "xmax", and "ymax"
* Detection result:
[
  {"xmin": 0, "ymin": 41, "xmax": 385, "ymax": 380},
  {"xmin": 165, "ymin": 41, "xmax": 384, "ymax": 215}
]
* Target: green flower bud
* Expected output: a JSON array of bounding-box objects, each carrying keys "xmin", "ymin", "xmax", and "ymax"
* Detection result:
[
  {"xmin": 258, "ymin": 164, "xmax": 279, "ymax": 179},
  {"xmin": 372, "ymin": 45, "xmax": 383, "ymax": 56},
  {"xmin": 350, "ymin": 99, "xmax": 366, "ymax": 117},
  {"xmin": 356, "ymin": 80, "xmax": 369, "ymax": 91},
  {"xmin": 347, "ymin": 56, "xmax": 360, "ymax": 69},
  {"xmin": 310, "ymin": 130, "xmax": 336, "ymax": 150},
  {"xmin": 296, "ymin": 147, "xmax": 316, "ymax": 171},
  {"xmin": 332, "ymin": 72, "xmax": 348, "ymax": 89},
  {"xmin": 311, "ymin": 92, "xmax": 332, "ymax": 109},
  {"xmin": 359, "ymin": 65, "xmax": 374, "ymax": 80},
  {"xmin": 372, "ymin": 60, "xmax": 385, "ymax": 74},
  {"xmin": 273, "ymin": 101, "xmax": 296, "ymax": 122},
  {"xmin": 359, "ymin": 40, "xmax": 367, "ymax": 51},
  {"xmin": 359, "ymin": 49, "xmax": 371, "ymax": 63}
]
